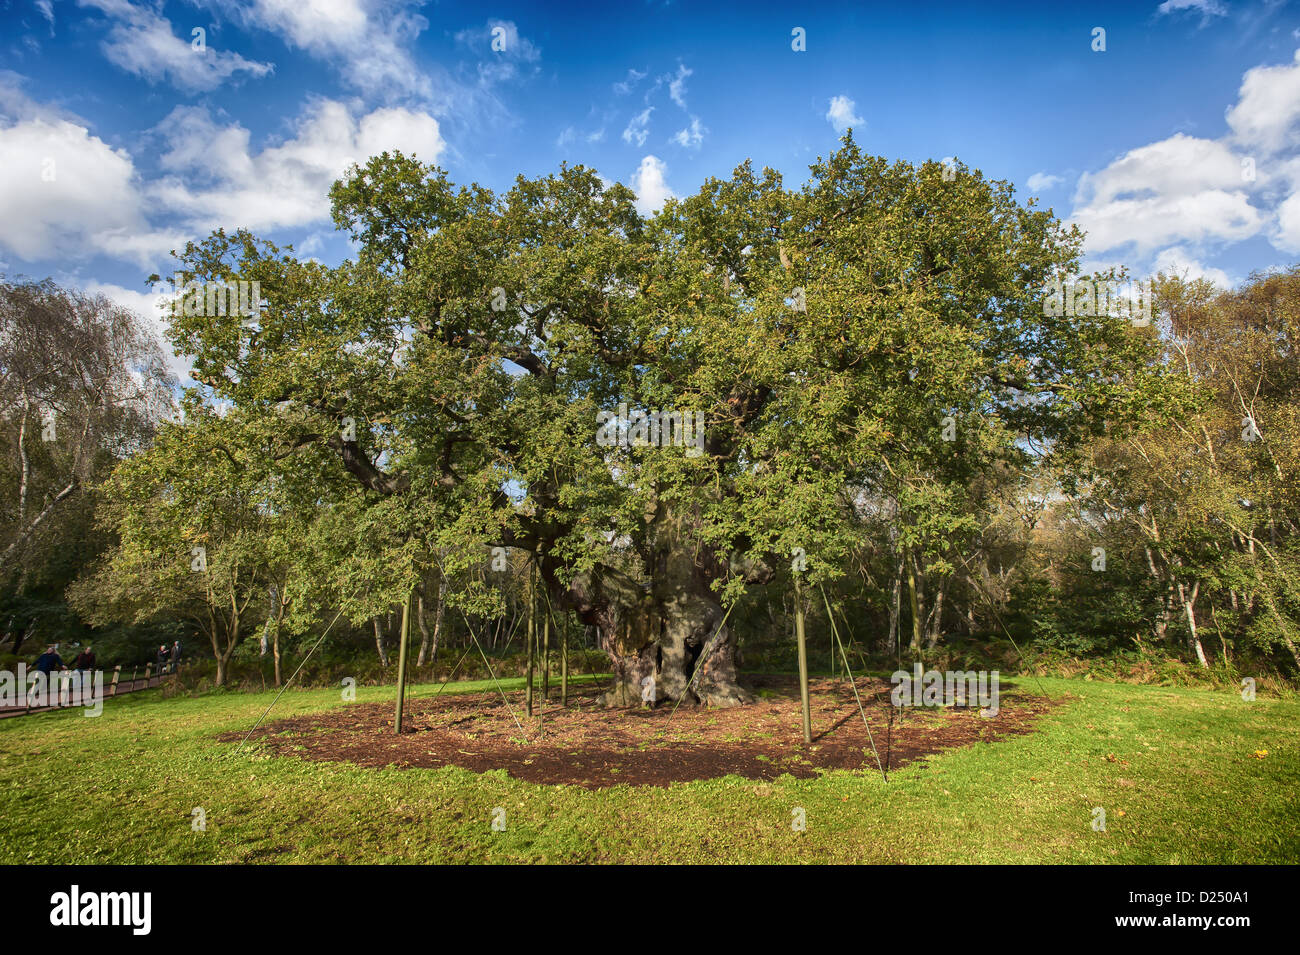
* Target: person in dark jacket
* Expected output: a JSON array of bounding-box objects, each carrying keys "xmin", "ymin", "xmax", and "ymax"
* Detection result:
[
  {"xmin": 170, "ymin": 640, "xmax": 181, "ymax": 673},
  {"xmin": 72, "ymin": 646, "xmax": 95, "ymax": 673},
  {"xmin": 35, "ymin": 646, "xmax": 63, "ymax": 675},
  {"xmin": 32, "ymin": 646, "xmax": 64, "ymax": 705},
  {"xmin": 156, "ymin": 644, "xmax": 170, "ymax": 673}
]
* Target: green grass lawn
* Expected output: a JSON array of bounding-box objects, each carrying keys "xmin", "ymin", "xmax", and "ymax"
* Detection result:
[{"xmin": 1, "ymin": 675, "xmax": 1296, "ymax": 864}]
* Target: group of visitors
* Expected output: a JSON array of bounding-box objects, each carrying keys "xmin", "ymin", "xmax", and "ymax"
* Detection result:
[
  {"xmin": 33, "ymin": 641, "xmax": 182, "ymax": 678},
  {"xmin": 13, "ymin": 641, "xmax": 182, "ymax": 711},
  {"xmin": 22, "ymin": 645, "xmax": 94, "ymax": 707},
  {"xmin": 156, "ymin": 641, "xmax": 182, "ymax": 674},
  {"xmin": 33, "ymin": 645, "xmax": 95, "ymax": 673}
]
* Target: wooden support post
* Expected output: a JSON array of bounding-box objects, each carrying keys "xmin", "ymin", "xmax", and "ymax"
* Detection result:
[
  {"xmin": 110, "ymin": 665, "xmax": 121, "ymax": 697},
  {"xmin": 394, "ymin": 588, "xmax": 413, "ymax": 734},
  {"xmin": 831, "ymin": 604, "xmax": 839, "ymax": 683},
  {"xmin": 561, "ymin": 613, "xmax": 569, "ymax": 707},
  {"xmin": 525, "ymin": 567, "xmax": 535, "ymax": 717},
  {"xmin": 794, "ymin": 574, "xmax": 812, "ymax": 744},
  {"xmin": 541, "ymin": 610, "xmax": 550, "ymax": 703}
]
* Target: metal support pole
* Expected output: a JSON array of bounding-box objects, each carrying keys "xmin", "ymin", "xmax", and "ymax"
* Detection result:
[
  {"xmin": 794, "ymin": 574, "xmax": 812, "ymax": 744},
  {"xmin": 394, "ymin": 588, "xmax": 413, "ymax": 734}
]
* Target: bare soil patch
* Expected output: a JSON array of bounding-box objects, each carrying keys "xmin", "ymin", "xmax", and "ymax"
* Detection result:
[{"xmin": 221, "ymin": 675, "xmax": 1059, "ymax": 789}]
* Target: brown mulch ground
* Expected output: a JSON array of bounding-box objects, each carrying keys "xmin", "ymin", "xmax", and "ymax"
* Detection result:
[{"xmin": 219, "ymin": 675, "xmax": 1060, "ymax": 790}]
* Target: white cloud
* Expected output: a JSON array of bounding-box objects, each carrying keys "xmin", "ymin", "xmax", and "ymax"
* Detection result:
[
  {"xmin": 455, "ymin": 18, "xmax": 541, "ymax": 86},
  {"xmin": 236, "ymin": 0, "xmax": 369, "ymax": 48},
  {"xmin": 1076, "ymin": 134, "xmax": 1244, "ymax": 204},
  {"xmin": 1156, "ymin": 0, "xmax": 1227, "ymax": 20},
  {"xmin": 1070, "ymin": 49, "xmax": 1300, "ymax": 264},
  {"xmin": 1070, "ymin": 134, "xmax": 1263, "ymax": 253},
  {"xmin": 468, "ymin": 18, "xmax": 540, "ymax": 60},
  {"xmin": 1026, "ymin": 172, "xmax": 1064, "ymax": 192},
  {"xmin": 614, "ymin": 64, "xmax": 704, "ymax": 150},
  {"xmin": 614, "ymin": 67, "xmax": 647, "ymax": 95},
  {"xmin": 668, "ymin": 64, "xmax": 692, "ymax": 109},
  {"xmin": 1150, "ymin": 246, "xmax": 1232, "ymax": 287},
  {"xmin": 672, "ymin": 117, "xmax": 707, "ymax": 149},
  {"xmin": 1275, "ymin": 191, "xmax": 1300, "ymax": 253},
  {"xmin": 555, "ymin": 124, "xmax": 605, "ymax": 148},
  {"xmin": 296, "ymin": 231, "xmax": 330, "ymax": 257},
  {"xmin": 151, "ymin": 99, "xmax": 446, "ymax": 234},
  {"xmin": 0, "ymin": 76, "xmax": 444, "ymax": 270},
  {"xmin": 0, "ymin": 86, "xmax": 180, "ymax": 264},
  {"xmin": 826, "ymin": 95, "xmax": 862, "ymax": 134},
  {"xmin": 1226, "ymin": 49, "xmax": 1300, "ymax": 155},
  {"xmin": 0, "ymin": 70, "xmax": 62, "ymax": 122},
  {"xmin": 1075, "ymin": 189, "xmax": 1261, "ymax": 254},
  {"xmin": 79, "ymin": 0, "xmax": 273, "ymax": 93},
  {"xmin": 221, "ymin": 0, "xmax": 433, "ymax": 100},
  {"xmin": 622, "ymin": 107, "xmax": 653, "ymax": 146},
  {"xmin": 630, "ymin": 155, "xmax": 675, "ymax": 215}
]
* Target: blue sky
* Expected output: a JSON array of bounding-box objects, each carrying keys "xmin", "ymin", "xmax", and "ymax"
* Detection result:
[{"xmin": 2, "ymin": 0, "xmax": 1299, "ymax": 376}]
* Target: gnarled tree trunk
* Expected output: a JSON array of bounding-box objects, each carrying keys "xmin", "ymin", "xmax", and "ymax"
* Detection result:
[{"xmin": 555, "ymin": 546, "xmax": 754, "ymax": 709}]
